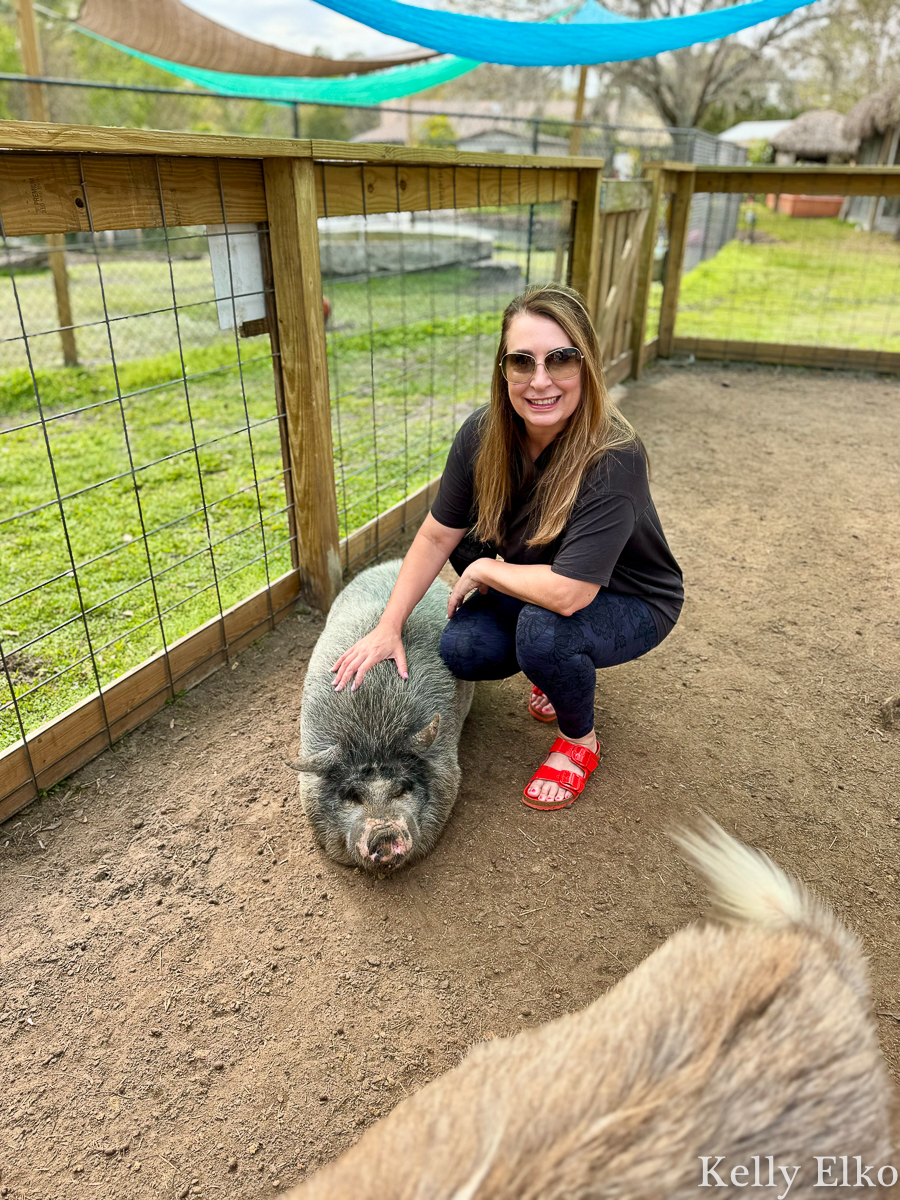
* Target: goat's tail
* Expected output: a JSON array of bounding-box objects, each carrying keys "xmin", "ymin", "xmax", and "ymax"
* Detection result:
[{"xmin": 673, "ymin": 816, "xmax": 868, "ymax": 996}]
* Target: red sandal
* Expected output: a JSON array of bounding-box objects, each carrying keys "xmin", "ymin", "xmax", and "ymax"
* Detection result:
[
  {"xmin": 523, "ymin": 736, "xmax": 599, "ymax": 811},
  {"xmin": 528, "ymin": 684, "xmax": 557, "ymax": 723}
]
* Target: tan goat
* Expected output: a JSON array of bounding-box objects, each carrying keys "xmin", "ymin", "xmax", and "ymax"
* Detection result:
[{"xmin": 284, "ymin": 820, "xmax": 894, "ymax": 1199}]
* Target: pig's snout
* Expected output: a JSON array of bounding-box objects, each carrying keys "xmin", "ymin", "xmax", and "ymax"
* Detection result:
[{"xmin": 356, "ymin": 819, "xmax": 413, "ymax": 870}]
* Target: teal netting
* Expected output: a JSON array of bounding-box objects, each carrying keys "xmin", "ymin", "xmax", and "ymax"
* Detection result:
[{"xmin": 70, "ymin": 25, "xmax": 481, "ymax": 104}]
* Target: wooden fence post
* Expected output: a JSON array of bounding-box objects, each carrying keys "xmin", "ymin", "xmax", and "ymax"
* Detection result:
[
  {"xmin": 14, "ymin": 0, "xmax": 78, "ymax": 366},
  {"xmin": 656, "ymin": 168, "xmax": 695, "ymax": 358},
  {"xmin": 568, "ymin": 166, "xmax": 604, "ymax": 318},
  {"xmin": 263, "ymin": 157, "xmax": 342, "ymax": 612},
  {"xmin": 630, "ymin": 164, "xmax": 663, "ymax": 379},
  {"xmin": 552, "ymin": 64, "xmax": 589, "ymax": 281}
]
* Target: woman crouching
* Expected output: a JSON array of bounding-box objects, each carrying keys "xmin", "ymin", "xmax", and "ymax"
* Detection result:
[{"xmin": 332, "ymin": 283, "xmax": 683, "ymax": 809}]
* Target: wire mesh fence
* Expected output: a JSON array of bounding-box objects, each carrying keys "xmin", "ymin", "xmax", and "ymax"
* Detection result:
[
  {"xmin": 673, "ymin": 192, "xmax": 900, "ymax": 357},
  {"xmin": 0, "ymin": 140, "xmax": 591, "ymax": 811},
  {"xmin": 319, "ymin": 171, "xmax": 571, "ymax": 569},
  {"xmin": 0, "ymin": 162, "xmax": 293, "ymax": 758}
]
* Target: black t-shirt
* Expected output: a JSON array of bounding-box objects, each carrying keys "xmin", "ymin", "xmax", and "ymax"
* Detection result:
[{"xmin": 430, "ymin": 408, "xmax": 684, "ymax": 639}]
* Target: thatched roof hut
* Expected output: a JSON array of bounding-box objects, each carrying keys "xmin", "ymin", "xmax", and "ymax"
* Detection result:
[
  {"xmin": 840, "ymin": 82, "xmax": 900, "ymax": 233},
  {"xmin": 770, "ymin": 109, "xmax": 857, "ymax": 162},
  {"xmin": 843, "ymin": 81, "xmax": 900, "ymax": 144}
]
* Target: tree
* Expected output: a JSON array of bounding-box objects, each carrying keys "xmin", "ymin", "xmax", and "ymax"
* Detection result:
[
  {"xmin": 417, "ymin": 113, "xmax": 457, "ymax": 146},
  {"xmin": 304, "ymin": 105, "xmax": 353, "ymax": 141},
  {"xmin": 591, "ymin": 0, "xmax": 827, "ymax": 130},
  {"xmin": 698, "ymin": 86, "xmax": 801, "ymax": 135},
  {"xmin": 786, "ymin": 0, "xmax": 900, "ymax": 113},
  {"xmin": 426, "ymin": 0, "xmax": 865, "ymax": 132},
  {"xmin": 0, "ymin": 2, "xmax": 22, "ymax": 120}
]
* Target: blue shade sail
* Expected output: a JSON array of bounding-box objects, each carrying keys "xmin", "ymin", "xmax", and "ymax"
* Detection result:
[{"xmin": 304, "ymin": 0, "xmax": 816, "ymax": 67}]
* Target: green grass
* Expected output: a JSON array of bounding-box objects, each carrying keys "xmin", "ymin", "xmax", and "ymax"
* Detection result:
[
  {"xmin": 650, "ymin": 202, "xmax": 900, "ymax": 349},
  {"xmin": 0, "ymin": 255, "xmax": 224, "ymax": 373},
  {"xmin": 0, "ymin": 256, "xmax": 527, "ymax": 749},
  {"xmin": 0, "ymin": 342, "xmax": 293, "ymax": 745}
]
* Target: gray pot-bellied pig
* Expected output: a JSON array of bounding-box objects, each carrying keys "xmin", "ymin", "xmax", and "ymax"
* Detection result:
[
  {"xmin": 283, "ymin": 819, "xmax": 893, "ymax": 1199},
  {"xmin": 291, "ymin": 560, "xmax": 473, "ymax": 872}
]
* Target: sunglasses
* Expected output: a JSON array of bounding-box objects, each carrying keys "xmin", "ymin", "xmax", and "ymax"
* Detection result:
[{"xmin": 500, "ymin": 346, "xmax": 583, "ymax": 385}]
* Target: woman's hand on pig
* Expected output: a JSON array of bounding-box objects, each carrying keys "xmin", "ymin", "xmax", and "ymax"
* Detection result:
[
  {"xmin": 447, "ymin": 561, "xmax": 490, "ymax": 618},
  {"xmin": 331, "ymin": 624, "xmax": 409, "ymax": 692}
]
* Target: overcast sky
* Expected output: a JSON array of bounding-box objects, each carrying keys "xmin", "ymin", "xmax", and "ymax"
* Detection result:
[{"xmin": 182, "ymin": 0, "xmax": 430, "ymax": 59}]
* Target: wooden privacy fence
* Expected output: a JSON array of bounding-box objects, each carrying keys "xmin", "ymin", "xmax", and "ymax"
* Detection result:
[
  {"xmin": 643, "ymin": 161, "xmax": 900, "ymax": 373},
  {"xmin": 0, "ymin": 121, "xmax": 620, "ymax": 821}
]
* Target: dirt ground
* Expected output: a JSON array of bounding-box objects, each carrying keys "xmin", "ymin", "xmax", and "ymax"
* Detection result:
[{"xmin": 1, "ymin": 361, "xmax": 899, "ymax": 1200}]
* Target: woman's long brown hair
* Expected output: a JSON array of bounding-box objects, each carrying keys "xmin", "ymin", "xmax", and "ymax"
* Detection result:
[{"xmin": 473, "ymin": 283, "xmax": 641, "ymax": 547}]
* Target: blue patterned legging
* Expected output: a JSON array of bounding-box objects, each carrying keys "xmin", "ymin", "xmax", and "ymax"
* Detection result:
[{"xmin": 439, "ymin": 588, "xmax": 660, "ymax": 740}]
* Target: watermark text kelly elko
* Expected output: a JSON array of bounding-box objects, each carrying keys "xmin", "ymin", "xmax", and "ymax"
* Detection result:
[{"xmin": 699, "ymin": 1155, "xmax": 898, "ymax": 1197}]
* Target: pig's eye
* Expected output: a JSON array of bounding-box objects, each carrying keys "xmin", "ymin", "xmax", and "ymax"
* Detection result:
[{"xmin": 342, "ymin": 788, "xmax": 364, "ymax": 806}]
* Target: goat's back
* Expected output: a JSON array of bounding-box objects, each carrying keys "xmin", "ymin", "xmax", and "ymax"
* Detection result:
[{"xmin": 286, "ymin": 829, "xmax": 893, "ymax": 1199}]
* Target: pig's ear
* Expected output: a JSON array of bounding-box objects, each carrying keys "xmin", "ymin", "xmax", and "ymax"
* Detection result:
[
  {"xmin": 412, "ymin": 712, "xmax": 440, "ymax": 749},
  {"xmin": 284, "ymin": 747, "xmax": 337, "ymax": 775}
]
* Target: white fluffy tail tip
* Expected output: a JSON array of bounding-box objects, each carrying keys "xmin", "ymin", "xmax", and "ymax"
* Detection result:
[{"xmin": 673, "ymin": 816, "xmax": 814, "ymax": 931}]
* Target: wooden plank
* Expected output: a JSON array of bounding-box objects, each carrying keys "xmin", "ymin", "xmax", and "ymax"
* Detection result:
[
  {"xmin": 222, "ymin": 585, "xmax": 275, "ymax": 645},
  {"xmin": 643, "ymin": 337, "xmax": 659, "ymax": 366},
  {"xmin": 646, "ymin": 161, "xmax": 697, "ymax": 174},
  {"xmin": 568, "ymin": 167, "xmax": 604, "ymax": 316},
  {"xmin": 611, "ymin": 211, "xmax": 633, "ymax": 361},
  {"xmin": 46, "ymin": 233, "xmax": 78, "ymax": 365},
  {"xmin": 657, "ymin": 171, "xmax": 695, "ymax": 358},
  {"xmin": 0, "ymin": 569, "xmax": 301, "ymax": 823},
  {"xmin": 168, "ymin": 621, "xmax": 225, "ymax": 689},
  {"xmin": 259, "ymin": 227, "xmax": 299, "ymax": 575},
  {"xmin": 693, "ymin": 166, "xmax": 900, "ymax": 198},
  {"xmin": 310, "ymin": 139, "xmax": 604, "ymax": 172},
  {"xmin": 0, "ymin": 120, "xmax": 605, "ymax": 170},
  {"xmin": 264, "ymin": 157, "xmax": 341, "ymax": 613},
  {"xmin": 602, "ymin": 211, "xmax": 629, "ymax": 359},
  {"xmin": 630, "ymin": 168, "xmax": 663, "ymax": 381},
  {"xmin": 3, "ymin": 695, "xmax": 109, "ymax": 802},
  {"xmin": 672, "ymin": 337, "xmax": 900, "ymax": 373},
  {"xmin": 618, "ymin": 210, "xmax": 641, "ymax": 359},
  {"xmin": 317, "ymin": 163, "xmax": 579, "ymax": 218},
  {"xmin": 604, "ymin": 347, "xmax": 633, "ymax": 388},
  {"xmin": 594, "ymin": 212, "xmax": 612, "ymax": 328},
  {"xmin": 0, "ymin": 153, "xmax": 88, "ymax": 235},
  {"xmin": 342, "ymin": 476, "xmax": 443, "ymax": 572},
  {"xmin": 0, "ymin": 119, "xmax": 314, "ymax": 159},
  {"xmin": 598, "ymin": 179, "xmax": 653, "ymax": 213},
  {"xmin": 0, "ymin": 153, "xmax": 267, "ymax": 235},
  {"xmin": 615, "ymin": 213, "xmax": 634, "ymax": 360},
  {"xmin": 0, "ymin": 774, "xmax": 37, "ymax": 825},
  {"xmin": 1, "ymin": 152, "xmax": 582, "ymax": 233},
  {"xmin": 595, "ymin": 211, "xmax": 617, "ymax": 350},
  {"xmin": 0, "ymin": 152, "xmax": 582, "ymax": 235}
]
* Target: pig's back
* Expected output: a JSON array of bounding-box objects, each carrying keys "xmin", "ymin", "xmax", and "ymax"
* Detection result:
[{"xmin": 300, "ymin": 561, "xmax": 458, "ymax": 755}]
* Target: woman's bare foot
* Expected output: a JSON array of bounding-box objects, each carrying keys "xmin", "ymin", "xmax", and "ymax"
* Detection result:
[
  {"xmin": 529, "ymin": 687, "xmax": 556, "ymax": 720},
  {"xmin": 524, "ymin": 731, "xmax": 599, "ymax": 807}
]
